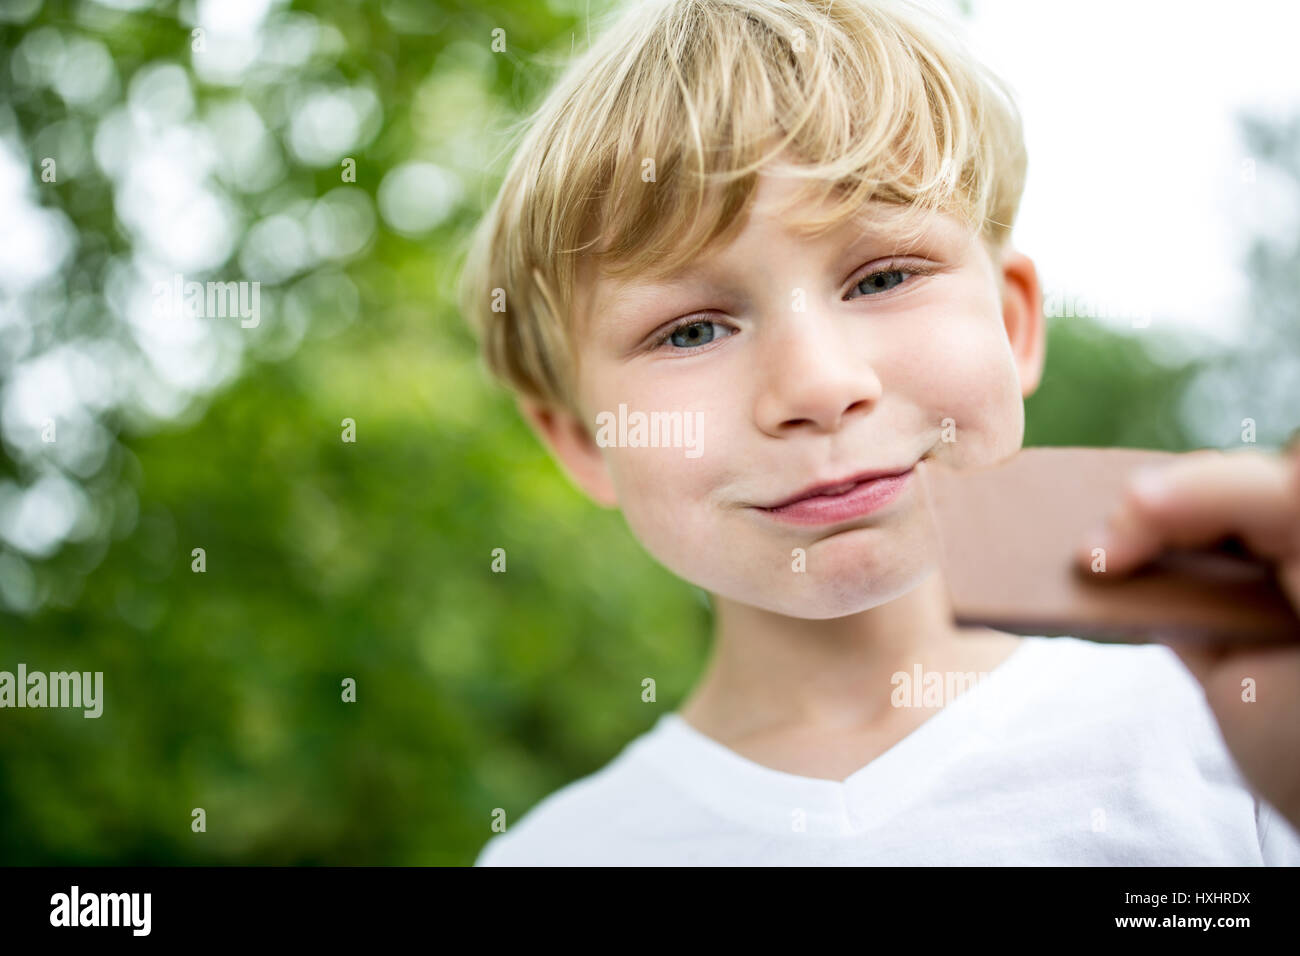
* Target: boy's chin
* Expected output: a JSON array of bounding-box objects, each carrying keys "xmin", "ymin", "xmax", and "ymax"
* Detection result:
[{"xmin": 716, "ymin": 555, "xmax": 937, "ymax": 620}]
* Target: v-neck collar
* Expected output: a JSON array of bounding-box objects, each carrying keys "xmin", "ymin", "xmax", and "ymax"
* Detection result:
[{"xmin": 632, "ymin": 636, "xmax": 1045, "ymax": 836}]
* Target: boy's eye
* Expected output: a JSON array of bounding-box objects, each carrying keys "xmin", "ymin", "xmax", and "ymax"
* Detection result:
[
  {"xmin": 848, "ymin": 268, "xmax": 909, "ymax": 298},
  {"xmin": 649, "ymin": 261, "xmax": 934, "ymax": 352},
  {"xmin": 844, "ymin": 259, "xmax": 938, "ymax": 301},
  {"xmin": 654, "ymin": 318, "xmax": 734, "ymax": 351}
]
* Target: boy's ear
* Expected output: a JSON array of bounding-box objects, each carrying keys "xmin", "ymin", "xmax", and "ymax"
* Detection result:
[
  {"xmin": 517, "ymin": 397, "xmax": 619, "ymax": 508},
  {"xmin": 998, "ymin": 247, "xmax": 1046, "ymax": 398}
]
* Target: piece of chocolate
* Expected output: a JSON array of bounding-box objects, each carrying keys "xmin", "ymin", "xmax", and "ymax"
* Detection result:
[{"xmin": 916, "ymin": 447, "xmax": 1300, "ymax": 645}]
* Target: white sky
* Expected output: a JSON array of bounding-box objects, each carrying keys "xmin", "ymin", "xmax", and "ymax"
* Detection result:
[{"xmin": 957, "ymin": 0, "xmax": 1300, "ymax": 345}]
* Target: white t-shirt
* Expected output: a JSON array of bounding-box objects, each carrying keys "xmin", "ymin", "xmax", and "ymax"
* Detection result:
[{"xmin": 474, "ymin": 635, "xmax": 1300, "ymax": 865}]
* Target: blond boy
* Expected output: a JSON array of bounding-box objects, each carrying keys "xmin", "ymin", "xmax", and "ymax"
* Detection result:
[{"xmin": 460, "ymin": 0, "xmax": 1300, "ymax": 864}]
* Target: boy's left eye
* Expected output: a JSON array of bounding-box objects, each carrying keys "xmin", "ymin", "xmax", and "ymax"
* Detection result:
[
  {"xmin": 851, "ymin": 269, "xmax": 907, "ymax": 295},
  {"xmin": 845, "ymin": 265, "xmax": 929, "ymax": 300}
]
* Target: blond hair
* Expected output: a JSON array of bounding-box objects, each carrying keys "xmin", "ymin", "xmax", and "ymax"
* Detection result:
[{"xmin": 458, "ymin": 0, "xmax": 1028, "ymax": 418}]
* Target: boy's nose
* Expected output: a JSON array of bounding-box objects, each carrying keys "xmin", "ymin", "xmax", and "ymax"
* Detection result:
[{"xmin": 752, "ymin": 316, "xmax": 883, "ymax": 436}]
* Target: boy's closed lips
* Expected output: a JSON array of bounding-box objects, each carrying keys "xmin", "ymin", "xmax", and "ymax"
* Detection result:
[{"xmin": 754, "ymin": 461, "xmax": 917, "ymax": 526}]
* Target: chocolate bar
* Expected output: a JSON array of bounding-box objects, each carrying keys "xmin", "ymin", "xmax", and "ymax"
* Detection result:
[{"xmin": 916, "ymin": 447, "xmax": 1300, "ymax": 644}]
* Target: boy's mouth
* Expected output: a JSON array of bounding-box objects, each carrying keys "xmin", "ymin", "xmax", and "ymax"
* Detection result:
[
  {"xmin": 754, "ymin": 462, "xmax": 917, "ymax": 526},
  {"xmin": 760, "ymin": 462, "xmax": 917, "ymax": 509}
]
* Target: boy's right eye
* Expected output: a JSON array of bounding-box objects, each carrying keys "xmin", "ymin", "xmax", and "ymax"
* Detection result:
[{"xmin": 652, "ymin": 317, "xmax": 737, "ymax": 351}]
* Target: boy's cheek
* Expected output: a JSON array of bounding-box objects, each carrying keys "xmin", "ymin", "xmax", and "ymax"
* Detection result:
[
  {"xmin": 610, "ymin": 478, "xmax": 726, "ymax": 584},
  {"xmin": 904, "ymin": 326, "xmax": 1025, "ymax": 461},
  {"xmin": 608, "ymin": 445, "xmax": 731, "ymax": 514},
  {"xmin": 606, "ymin": 450, "xmax": 736, "ymax": 543}
]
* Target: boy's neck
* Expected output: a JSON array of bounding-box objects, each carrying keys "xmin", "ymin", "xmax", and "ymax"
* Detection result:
[{"xmin": 677, "ymin": 569, "xmax": 1017, "ymax": 744}]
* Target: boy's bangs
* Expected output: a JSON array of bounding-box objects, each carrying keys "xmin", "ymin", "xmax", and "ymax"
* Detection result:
[{"xmin": 571, "ymin": 0, "xmax": 1006, "ymax": 292}]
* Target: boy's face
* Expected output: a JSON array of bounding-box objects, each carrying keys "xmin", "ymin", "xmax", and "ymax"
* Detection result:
[{"xmin": 524, "ymin": 171, "xmax": 1045, "ymax": 619}]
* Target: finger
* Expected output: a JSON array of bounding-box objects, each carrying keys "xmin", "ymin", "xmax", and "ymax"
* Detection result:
[{"xmin": 1080, "ymin": 449, "xmax": 1300, "ymax": 576}]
